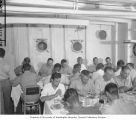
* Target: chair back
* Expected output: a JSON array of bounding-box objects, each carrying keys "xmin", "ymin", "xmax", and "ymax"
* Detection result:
[{"xmin": 24, "ymin": 85, "xmax": 40, "ymax": 103}]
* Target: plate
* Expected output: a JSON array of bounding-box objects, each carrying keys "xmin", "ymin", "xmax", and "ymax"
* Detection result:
[{"xmin": 50, "ymin": 104, "xmax": 64, "ymax": 110}]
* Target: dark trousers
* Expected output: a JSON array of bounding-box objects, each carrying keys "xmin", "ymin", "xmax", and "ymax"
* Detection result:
[{"xmin": 0, "ymin": 79, "xmax": 13, "ymax": 114}]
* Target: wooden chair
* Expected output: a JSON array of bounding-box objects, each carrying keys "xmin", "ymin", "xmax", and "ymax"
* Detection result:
[{"xmin": 22, "ymin": 85, "xmax": 41, "ymax": 114}]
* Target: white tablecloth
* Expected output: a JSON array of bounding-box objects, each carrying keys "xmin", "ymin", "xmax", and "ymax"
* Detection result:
[{"xmin": 11, "ymin": 85, "xmax": 23, "ymax": 111}]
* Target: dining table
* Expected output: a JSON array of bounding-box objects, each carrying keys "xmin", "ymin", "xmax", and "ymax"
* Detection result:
[
  {"xmin": 43, "ymin": 95, "xmax": 101, "ymax": 115},
  {"xmin": 119, "ymin": 91, "xmax": 136, "ymax": 104},
  {"xmin": 43, "ymin": 97, "xmax": 69, "ymax": 115}
]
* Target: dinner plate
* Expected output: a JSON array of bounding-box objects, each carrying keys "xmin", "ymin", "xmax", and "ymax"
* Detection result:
[{"xmin": 50, "ymin": 104, "xmax": 64, "ymax": 110}]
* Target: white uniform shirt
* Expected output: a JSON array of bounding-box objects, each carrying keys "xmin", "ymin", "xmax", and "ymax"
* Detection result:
[{"xmin": 41, "ymin": 83, "xmax": 65, "ymax": 114}]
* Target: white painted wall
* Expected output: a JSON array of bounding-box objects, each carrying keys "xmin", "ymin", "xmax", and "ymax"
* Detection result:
[
  {"xmin": 4, "ymin": 18, "xmax": 123, "ymax": 71},
  {"xmin": 86, "ymin": 23, "xmax": 112, "ymax": 65}
]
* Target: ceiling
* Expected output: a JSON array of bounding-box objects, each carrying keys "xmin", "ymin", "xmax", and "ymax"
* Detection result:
[{"xmin": 4, "ymin": 0, "xmax": 136, "ymax": 19}]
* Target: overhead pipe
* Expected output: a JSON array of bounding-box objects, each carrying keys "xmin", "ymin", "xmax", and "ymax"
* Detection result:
[{"xmin": 5, "ymin": 5, "xmax": 136, "ymax": 17}]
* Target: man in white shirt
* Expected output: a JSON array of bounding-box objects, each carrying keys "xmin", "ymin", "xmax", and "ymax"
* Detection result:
[
  {"xmin": 94, "ymin": 66, "xmax": 115, "ymax": 95},
  {"xmin": 0, "ymin": 48, "xmax": 16, "ymax": 114},
  {"xmin": 92, "ymin": 63, "xmax": 104, "ymax": 81},
  {"xmin": 114, "ymin": 66, "xmax": 132, "ymax": 93},
  {"xmin": 40, "ymin": 72, "xmax": 65, "ymax": 114},
  {"xmin": 101, "ymin": 83, "xmax": 136, "ymax": 114}
]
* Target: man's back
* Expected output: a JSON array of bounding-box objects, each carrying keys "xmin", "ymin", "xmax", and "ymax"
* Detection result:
[{"xmin": 20, "ymin": 71, "xmax": 38, "ymax": 90}]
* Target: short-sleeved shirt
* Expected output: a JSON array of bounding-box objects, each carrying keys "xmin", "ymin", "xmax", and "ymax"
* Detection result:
[
  {"xmin": 130, "ymin": 69, "xmax": 136, "ymax": 82},
  {"xmin": 69, "ymin": 72, "xmax": 80, "ymax": 82},
  {"xmin": 94, "ymin": 77, "xmax": 115, "ymax": 95},
  {"xmin": 60, "ymin": 66, "xmax": 72, "ymax": 75},
  {"xmin": 80, "ymin": 64, "xmax": 87, "ymax": 71},
  {"xmin": 14, "ymin": 65, "xmax": 35, "ymax": 76},
  {"xmin": 104, "ymin": 63, "xmax": 115, "ymax": 69},
  {"xmin": 70, "ymin": 79, "xmax": 95, "ymax": 97},
  {"xmin": 92, "ymin": 69, "xmax": 104, "ymax": 81},
  {"xmin": 114, "ymin": 75, "xmax": 132, "ymax": 88},
  {"xmin": 38, "ymin": 63, "xmax": 53, "ymax": 77},
  {"xmin": 41, "ymin": 83, "xmax": 65, "ymax": 98},
  {"xmin": 87, "ymin": 64, "xmax": 96, "ymax": 73},
  {"xmin": 41, "ymin": 83, "xmax": 65, "ymax": 114},
  {"xmin": 114, "ymin": 68, "xmax": 121, "ymax": 77},
  {"xmin": 13, "ymin": 71, "xmax": 39, "ymax": 91}
]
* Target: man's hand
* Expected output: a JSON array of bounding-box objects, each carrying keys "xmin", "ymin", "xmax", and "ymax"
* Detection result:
[{"xmin": 55, "ymin": 89, "xmax": 62, "ymax": 97}]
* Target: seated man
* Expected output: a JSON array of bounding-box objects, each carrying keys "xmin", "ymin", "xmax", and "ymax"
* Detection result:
[
  {"xmin": 38, "ymin": 58, "xmax": 54, "ymax": 78},
  {"xmin": 104, "ymin": 57, "xmax": 115, "ymax": 69},
  {"xmin": 70, "ymin": 70, "xmax": 95, "ymax": 97},
  {"xmin": 101, "ymin": 83, "xmax": 136, "ymax": 114},
  {"xmin": 12, "ymin": 64, "xmax": 41, "ymax": 98},
  {"xmin": 126, "ymin": 63, "xmax": 136, "ymax": 83},
  {"xmin": 94, "ymin": 66, "xmax": 115, "ymax": 95},
  {"xmin": 115, "ymin": 66, "xmax": 132, "ymax": 93},
  {"xmin": 92, "ymin": 63, "xmax": 104, "ymax": 81},
  {"xmin": 52, "ymin": 63, "xmax": 61, "ymax": 73},
  {"xmin": 87, "ymin": 57, "xmax": 98, "ymax": 73},
  {"xmin": 69, "ymin": 64, "xmax": 81, "ymax": 82},
  {"xmin": 60, "ymin": 59, "xmax": 72, "ymax": 75},
  {"xmin": 63, "ymin": 88, "xmax": 101, "ymax": 114},
  {"xmin": 77, "ymin": 57, "xmax": 87, "ymax": 71},
  {"xmin": 40, "ymin": 72, "xmax": 65, "ymax": 114},
  {"xmin": 114, "ymin": 60, "xmax": 125, "ymax": 76},
  {"xmin": 14, "ymin": 57, "xmax": 35, "ymax": 76}
]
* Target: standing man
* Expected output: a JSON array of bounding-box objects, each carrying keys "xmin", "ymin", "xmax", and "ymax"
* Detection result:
[{"xmin": 0, "ymin": 48, "xmax": 16, "ymax": 114}]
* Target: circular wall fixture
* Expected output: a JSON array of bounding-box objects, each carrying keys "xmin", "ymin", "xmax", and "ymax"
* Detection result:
[
  {"xmin": 133, "ymin": 43, "xmax": 136, "ymax": 56},
  {"xmin": 97, "ymin": 30, "xmax": 107, "ymax": 40},
  {"xmin": 36, "ymin": 39, "xmax": 47, "ymax": 52},
  {"xmin": 71, "ymin": 40, "xmax": 83, "ymax": 53}
]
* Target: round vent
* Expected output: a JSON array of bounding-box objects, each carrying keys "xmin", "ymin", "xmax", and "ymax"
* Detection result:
[
  {"xmin": 37, "ymin": 41, "xmax": 47, "ymax": 52},
  {"xmin": 71, "ymin": 41, "xmax": 82, "ymax": 52},
  {"xmin": 97, "ymin": 30, "xmax": 107, "ymax": 40},
  {"xmin": 133, "ymin": 43, "xmax": 136, "ymax": 56}
]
